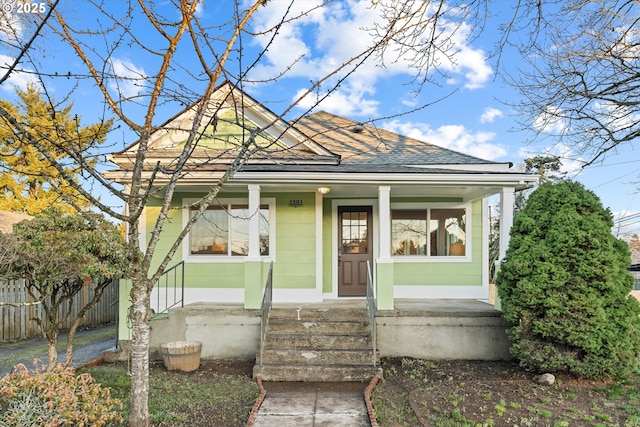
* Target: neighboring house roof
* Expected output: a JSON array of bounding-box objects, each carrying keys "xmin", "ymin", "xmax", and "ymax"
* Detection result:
[{"xmin": 0, "ymin": 211, "xmax": 33, "ymax": 234}]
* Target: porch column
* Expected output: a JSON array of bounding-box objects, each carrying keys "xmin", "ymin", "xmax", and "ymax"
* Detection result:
[
  {"xmin": 495, "ymin": 187, "xmax": 514, "ymax": 310},
  {"xmin": 499, "ymin": 187, "xmax": 514, "ymax": 262},
  {"xmin": 245, "ymin": 184, "xmax": 262, "ymax": 309},
  {"xmin": 379, "ymin": 186, "xmax": 391, "ymax": 260},
  {"xmin": 248, "ymin": 184, "xmax": 261, "ymax": 260},
  {"xmin": 377, "ymin": 186, "xmax": 394, "ymax": 310}
]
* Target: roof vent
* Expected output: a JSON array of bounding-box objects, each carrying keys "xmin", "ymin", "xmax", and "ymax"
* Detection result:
[{"xmin": 350, "ymin": 124, "xmax": 364, "ymax": 133}]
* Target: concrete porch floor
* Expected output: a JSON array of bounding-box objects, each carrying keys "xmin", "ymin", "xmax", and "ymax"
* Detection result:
[{"xmin": 270, "ymin": 298, "xmax": 500, "ymax": 314}]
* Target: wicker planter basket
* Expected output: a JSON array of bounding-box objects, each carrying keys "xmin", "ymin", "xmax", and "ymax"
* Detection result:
[{"xmin": 159, "ymin": 341, "xmax": 202, "ymax": 372}]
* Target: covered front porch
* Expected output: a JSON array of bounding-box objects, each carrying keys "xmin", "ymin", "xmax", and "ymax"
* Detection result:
[
  {"xmin": 133, "ymin": 181, "xmax": 520, "ymax": 313},
  {"xmin": 144, "ymin": 299, "xmax": 512, "ymax": 362}
]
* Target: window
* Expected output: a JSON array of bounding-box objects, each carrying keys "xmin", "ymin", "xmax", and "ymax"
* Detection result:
[
  {"xmin": 392, "ymin": 207, "xmax": 466, "ymax": 257},
  {"xmin": 189, "ymin": 204, "xmax": 270, "ymax": 256}
]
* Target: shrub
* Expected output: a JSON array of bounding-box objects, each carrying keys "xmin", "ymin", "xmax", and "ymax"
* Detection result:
[
  {"xmin": 0, "ymin": 364, "xmax": 123, "ymax": 426},
  {"xmin": 496, "ymin": 180, "xmax": 640, "ymax": 379}
]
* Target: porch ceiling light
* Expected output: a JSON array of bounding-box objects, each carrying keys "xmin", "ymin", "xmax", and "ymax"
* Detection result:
[{"xmin": 317, "ymin": 187, "xmax": 331, "ymax": 195}]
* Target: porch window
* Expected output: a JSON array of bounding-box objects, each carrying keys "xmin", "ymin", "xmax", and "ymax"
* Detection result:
[
  {"xmin": 189, "ymin": 204, "xmax": 270, "ymax": 256},
  {"xmin": 391, "ymin": 207, "xmax": 466, "ymax": 257}
]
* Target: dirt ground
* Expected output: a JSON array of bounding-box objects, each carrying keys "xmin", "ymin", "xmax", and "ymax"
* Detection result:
[
  {"xmin": 144, "ymin": 358, "xmax": 639, "ymax": 426},
  {"xmin": 372, "ymin": 357, "xmax": 640, "ymax": 427},
  {"xmin": 4, "ymin": 328, "xmax": 639, "ymax": 426}
]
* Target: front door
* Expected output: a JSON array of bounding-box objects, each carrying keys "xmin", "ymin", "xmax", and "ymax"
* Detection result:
[{"xmin": 338, "ymin": 206, "xmax": 373, "ymax": 297}]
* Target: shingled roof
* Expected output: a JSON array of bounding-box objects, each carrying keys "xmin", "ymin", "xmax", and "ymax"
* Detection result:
[
  {"xmin": 235, "ymin": 111, "xmax": 510, "ymax": 174},
  {"xmin": 295, "ymin": 111, "xmax": 494, "ymax": 166},
  {"xmin": 106, "ymin": 84, "xmax": 519, "ymax": 179}
]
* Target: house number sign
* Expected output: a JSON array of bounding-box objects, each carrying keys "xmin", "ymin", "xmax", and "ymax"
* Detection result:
[{"xmin": 288, "ymin": 199, "xmax": 303, "ymax": 208}]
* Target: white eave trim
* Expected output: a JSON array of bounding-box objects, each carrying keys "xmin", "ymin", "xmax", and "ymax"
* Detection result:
[{"xmin": 102, "ymin": 170, "xmax": 539, "ymax": 187}]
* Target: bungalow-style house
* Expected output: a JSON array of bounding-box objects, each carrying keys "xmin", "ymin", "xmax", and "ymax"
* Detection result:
[{"xmin": 106, "ymin": 82, "xmax": 537, "ymax": 380}]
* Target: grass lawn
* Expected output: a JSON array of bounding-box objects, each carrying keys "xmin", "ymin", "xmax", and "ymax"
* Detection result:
[{"xmin": 81, "ymin": 360, "xmax": 259, "ymax": 426}]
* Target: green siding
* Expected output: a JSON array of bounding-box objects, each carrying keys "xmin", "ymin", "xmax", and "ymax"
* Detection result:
[
  {"xmin": 274, "ymin": 192, "xmax": 316, "ymax": 289},
  {"xmin": 322, "ymin": 199, "xmax": 332, "ymax": 293},
  {"xmin": 145, "ymin": 204, "xmax": 183, "ymax": 275},
  {"xmin": 185, "ymin": 263, "xmax": 245, "ymax": 288},
  {"xmin": 145, "ymin": 191, "xmax": 318, "ymax": 290}
]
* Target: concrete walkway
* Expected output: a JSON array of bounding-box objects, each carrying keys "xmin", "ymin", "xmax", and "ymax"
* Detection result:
[
  {"xmin": 0, "ymin": 324, "xmax": 117, "ymax": 376},
  {"xmin": 252, "ymin": 382, "xmax": 371, "ymax": 427}
]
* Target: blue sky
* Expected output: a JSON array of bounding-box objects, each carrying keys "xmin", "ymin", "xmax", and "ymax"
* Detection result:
[{"xmin": 1, "ymin": 0, "xmax": 638, "ymax": 237}]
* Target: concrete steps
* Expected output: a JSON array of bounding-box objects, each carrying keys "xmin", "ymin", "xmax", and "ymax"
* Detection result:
[{"xmin": 253, "ymin": 306, "xmax": 381, "ymax": 382}]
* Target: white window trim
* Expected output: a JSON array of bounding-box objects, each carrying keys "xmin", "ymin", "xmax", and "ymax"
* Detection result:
[
  {"xmin": 390, "ymin": 202, "xmax": 471, "ymax": 263},
  {"xmin": 182, "ymin": 197, "xmax": 276, "ymax": 263}
]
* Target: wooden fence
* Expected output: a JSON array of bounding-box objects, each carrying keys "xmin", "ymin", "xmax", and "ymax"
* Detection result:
[{"xmin": 0, "ymin": 278, "xmax": 119, "ymax": 341}]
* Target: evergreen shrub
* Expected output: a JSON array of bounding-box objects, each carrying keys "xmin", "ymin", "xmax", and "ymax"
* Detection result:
[{"xmin": 496, "ymin": 180, "xmax": 640, "ymax": 379}]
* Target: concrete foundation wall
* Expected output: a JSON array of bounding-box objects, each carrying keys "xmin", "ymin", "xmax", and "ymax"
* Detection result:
[
  {"xmin": 148, "ymin": 303, "xmax": 260, "ymax": 360},
  {"xmin": 139, "ymin": 300, "xmax": 512, "ymax": 362},
  {"xmin": 377, "ymin": 315, "xmax": 512, "ymax": 360}
]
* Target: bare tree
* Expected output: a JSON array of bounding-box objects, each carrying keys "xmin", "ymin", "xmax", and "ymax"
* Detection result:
[
  {"xmin": 2, "ymin": 1, "xmax": 502, "ymax": 425},
  {"xmin": 507, "ymin": 0, "xmax": 640, "ymax": 170}
]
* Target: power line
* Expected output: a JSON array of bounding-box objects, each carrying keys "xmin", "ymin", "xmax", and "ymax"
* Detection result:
[{"xmin": 615, "ymin": 212, "xmax": 640, "ymax": 225}]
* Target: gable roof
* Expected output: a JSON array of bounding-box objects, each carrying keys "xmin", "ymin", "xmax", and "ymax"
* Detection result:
[
  {"xmin": 105, "ymin": 82, "xmax": 514, "ymax": 180},
  {"xmin": 110, "ymin": 81, "xmax": 340, "ymax": 170}
]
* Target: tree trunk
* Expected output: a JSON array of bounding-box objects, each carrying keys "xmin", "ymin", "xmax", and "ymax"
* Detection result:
[
  {"xmin": 64, "ymin": 319, "xmax": 80, "ymax": 368},
  {"xmin": 128, "ymin": 276, "xmax": 153, "ymax": 427},
  {"xmin": 46, "ymin": 335, "xmax": 58, "ymax": 372}
]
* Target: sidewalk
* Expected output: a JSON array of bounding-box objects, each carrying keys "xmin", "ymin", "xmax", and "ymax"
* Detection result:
[{"xmin": 251, "ymin": 382, "xmax": 371, "ymax": 427}]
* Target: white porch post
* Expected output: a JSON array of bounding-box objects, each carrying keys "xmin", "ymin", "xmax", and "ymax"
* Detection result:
[
  {"xmin": 248, "ymin": 184, "xmax": 261, "ymax": 260},
  {"xmin": 499, "ymin": 187, "xmax": 515, "ymax": 262},
  {"xmin": 495, "ymin": 187, "xmax": 515, "ymax": 310},
  {"xmin": 378, "ymin": 186, "xmax": 391, "ymax": 260},
  {"xmin": 377, "ymin": 186, "xmax": 394, "ymax": 310},
  {"xmin": 245, "ymin": 184, "xmax": 262, "ymax": 309}
]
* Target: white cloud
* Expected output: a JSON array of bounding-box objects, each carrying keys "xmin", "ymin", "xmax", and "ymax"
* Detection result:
[
  {"xmin": 480, "ymin": 107, "xmax": 503, "ymax": 124},
  {"xmin": 248, "ymin": 0, "xmax": 493, "ymax": 117},
  {"xmin": 0, "ymin": 54, "xmax": 38, "ymax": 93},
  {"xmin": 0, "ymin": 9, "xmax": 23, "ymax": 42},
  {"xmin": 613, "ymin": 210, "xmax": 640, "ymax": 241},
  {"xmin": 293, "ymin": 84, "xmax": 379, "ymax": 117},
  {"xmin": 384, "ymin": 120, "xmax": 507, "ymax": 160},
  {"xmin": 108, "ymin": 58, "xmax": 147, "ymax": 99},
  {"xmin": 533, "ymin": 106, "xmax": 567, "ymax": 134},
  {"xmin": 517, "ymin": 143, "xmax": 584, "ymax": 176}
]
